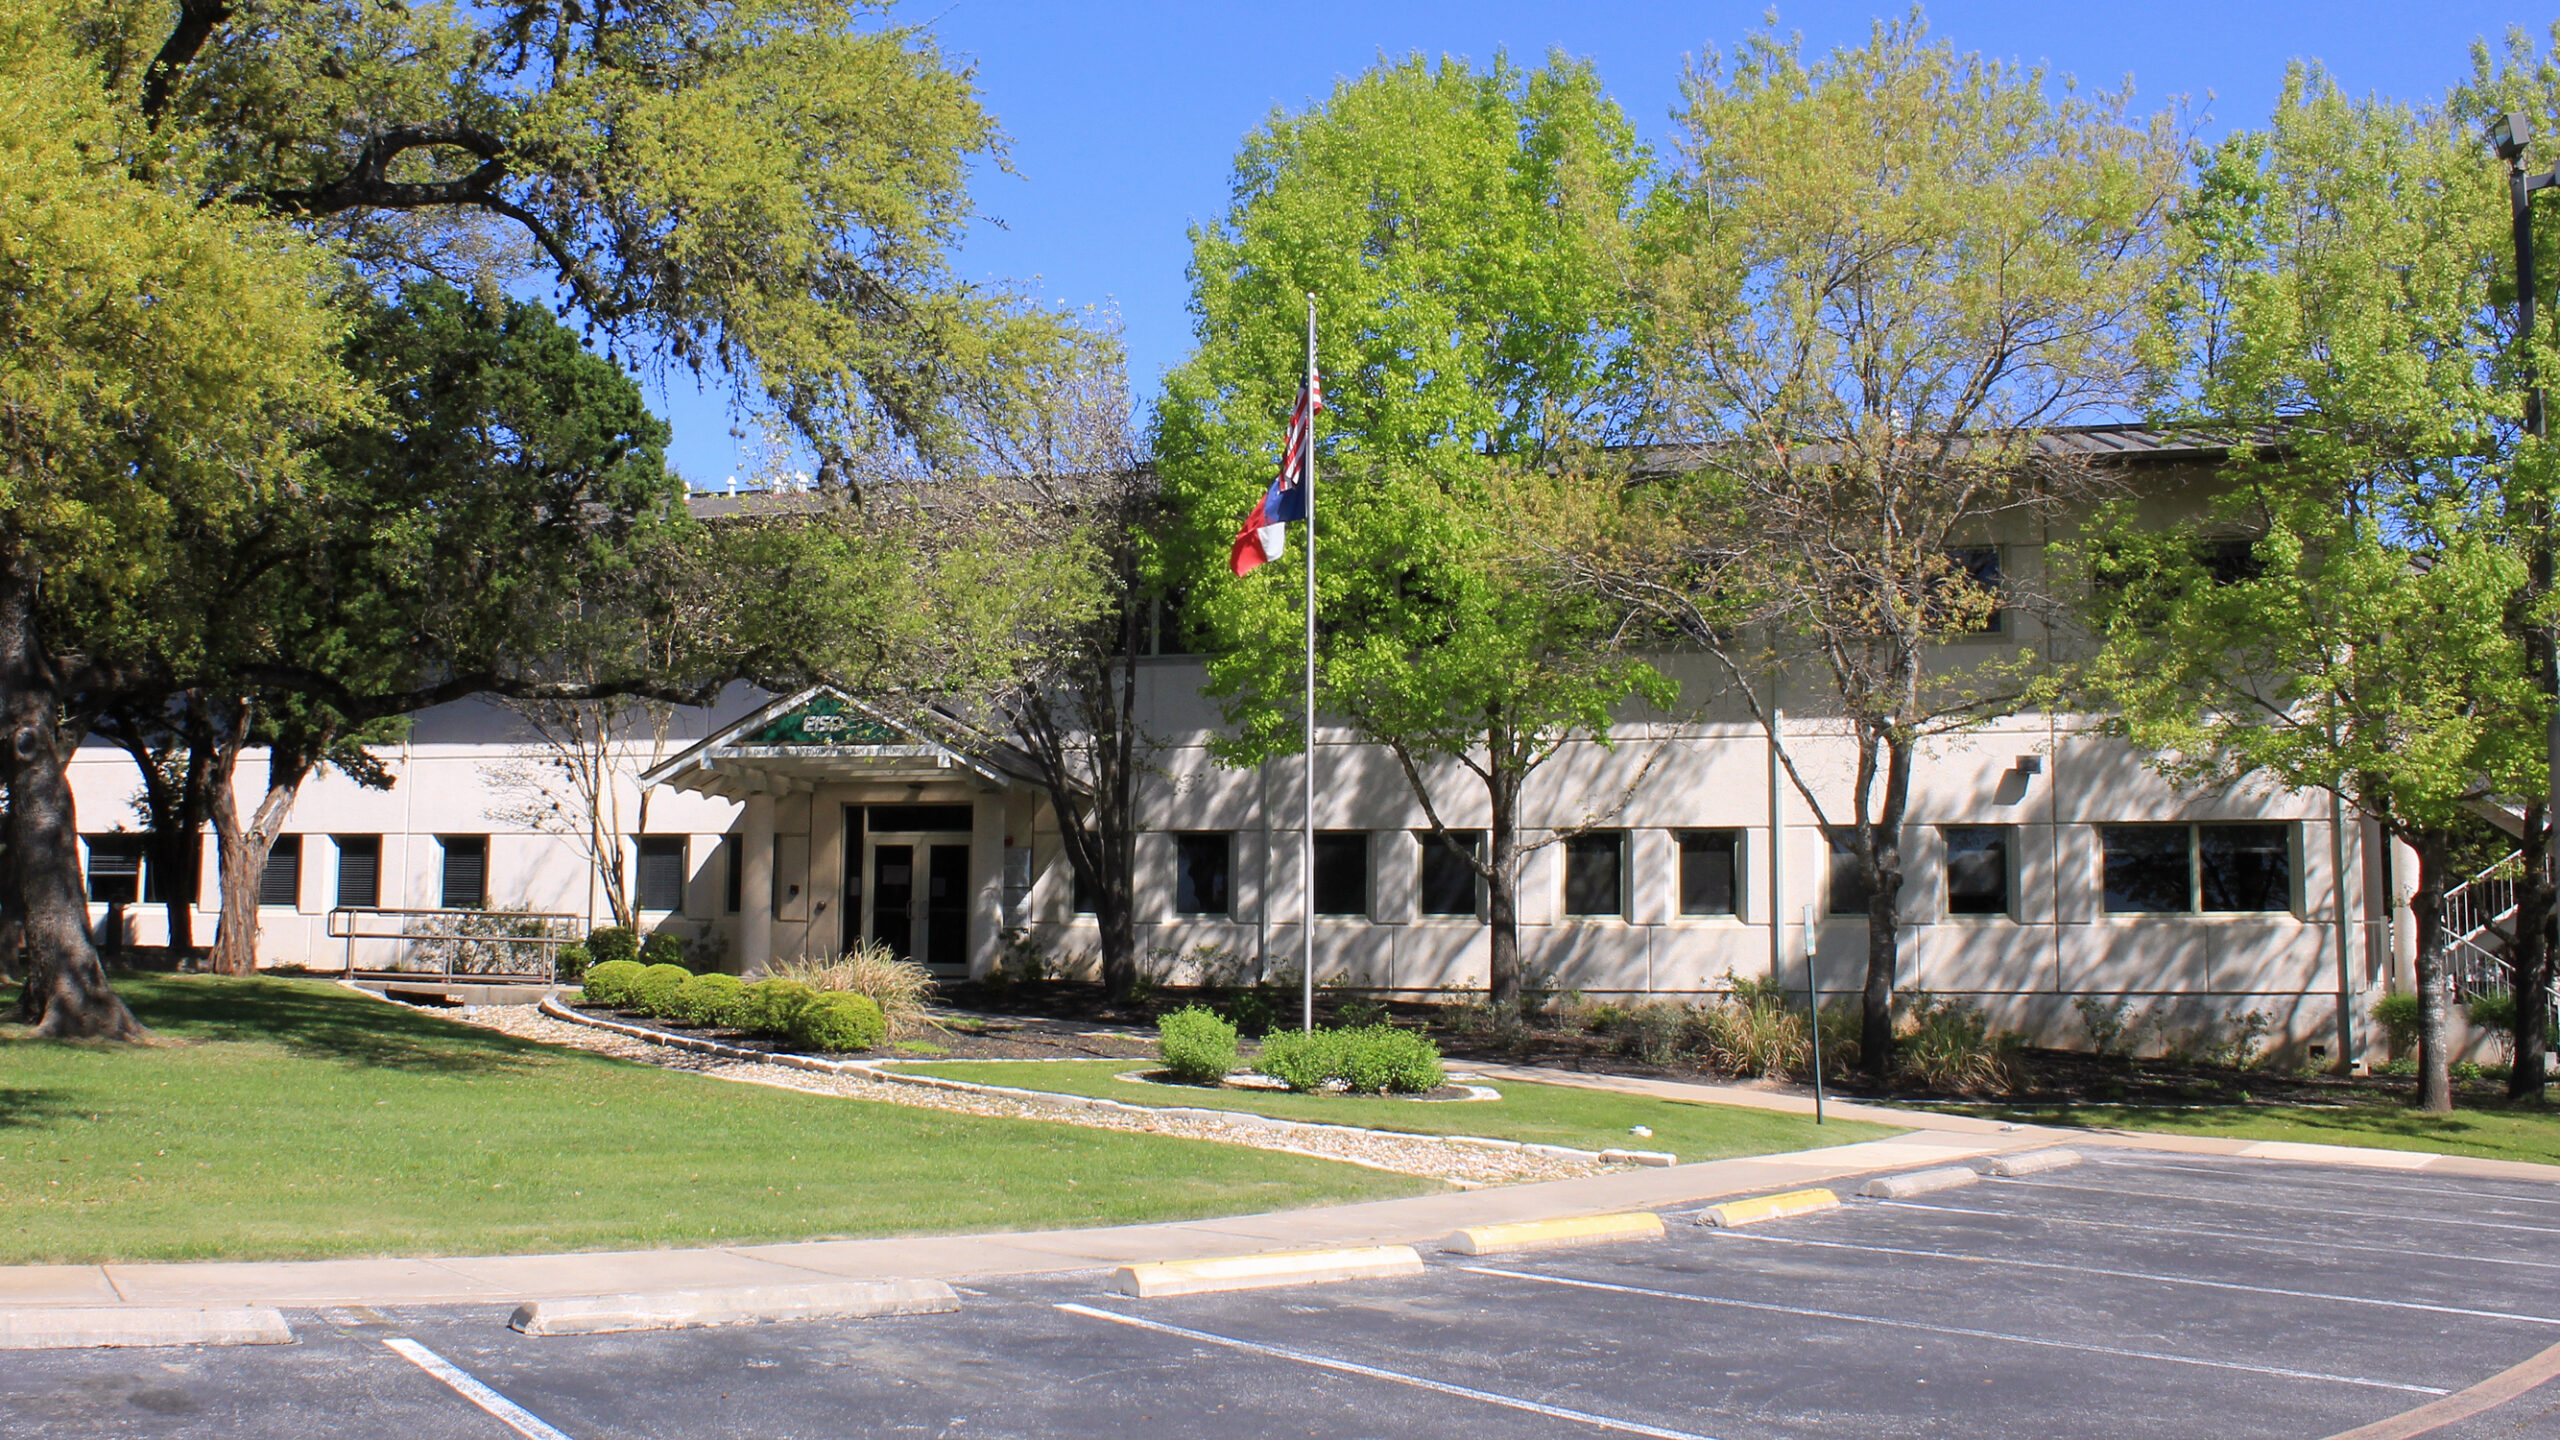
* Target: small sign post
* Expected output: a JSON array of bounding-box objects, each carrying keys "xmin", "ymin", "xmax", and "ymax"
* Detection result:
[{"xmin": 1803, "ymin": 905, "xmax": 1824, "ymax": 1125}]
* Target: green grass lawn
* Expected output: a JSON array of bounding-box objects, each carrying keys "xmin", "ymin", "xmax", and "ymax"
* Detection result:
[
  {"xmin": 0, "ymin": 976, "xmax": 1431, "ymax": 1265},
  {"xmin": 1925, "ymin": 1098, "xmax": 2560, "ymax": 1166},
  {"xmin": 888, "ymin": 1059, "xmax": 1898, "ymax": 1160}
]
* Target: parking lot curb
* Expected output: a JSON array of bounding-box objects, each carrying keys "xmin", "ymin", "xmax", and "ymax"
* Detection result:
[
  {"xmin": 1108, "ymin": 1245, "xmax": 1425, "ymax": 1298},
  {"xmin": 1859, "ymin": 1167, "xmax": 1981, "ymax": 1199},
  {"xmin": 1692, "ymin": 1188, "xmax": 1841, "ymax": 1227},
  {"xmin": 508, "ymin": 1279, "xmax": 960, "ymax": 1336},
  {"xmin": 0, "ymin": 1305, "xmax": 294, "ymax": 1350},
  {"xmin": 1441, "ymin": 1212, "xmax": 1665, "ymax": 1255},
  {"xmin": 1980, "ymin": 1147, "xmax": 2082, "ymax": 1177}
]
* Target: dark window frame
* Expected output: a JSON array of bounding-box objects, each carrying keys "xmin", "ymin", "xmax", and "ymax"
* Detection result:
[
  {"xmin": 1827, "ymin": 831, "xmax": 1872, "ymax": 917},
  {"xmin": 1942, "ymin": 545, "xmax": 2005, "ymax": 635},
  {"xmin": 84, "ymin": 835, "xmax": 145, "ymax": 905},
  {"xmin": 635, "ymin": 835, "xmax": 687, "ymax": 915},
  {"xmin": 2100, "ymin": 823, "xmax": 2293, "ymax": 915},
  {"xmin": 1415, "ymin": 830, "xmax": 1484, "ymax": 917},
  {"xmin": 258, "ymin": 835, "xmax": 303, "ymax": 909},
  {"xmin": 1676, "ymin": 830, "xmax": 1741, "ymax": 917},
  {"xmin": 1172, "ymin": 832, "xmax": 1232, "ymax": 916},
  {"xmin": 1942, "ymin": 826, "xmax": 2011, "ymax": 917},
  {"xmin": 723, "ymin": 836, "xmax": 742, "ymax": 914},
  {"xmin": 439, "ymin": 835, "xmax": 489, "ymax": 911},
  {"xmin": 334, "ymin": 835, "xmax": 381, "ymax": 910},
  {"xmin": 1311, "ymin": 831, "xmax": 1369, "ymax": 917},
  {"xmin": 1561, "ymin": 830, "xmax": 1627, "ymax": 918}
]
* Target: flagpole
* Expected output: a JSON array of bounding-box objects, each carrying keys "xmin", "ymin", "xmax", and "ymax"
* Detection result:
[{"xmin": 1301, "ymin": 292, "xmax": 1318, "ymax": 1034}]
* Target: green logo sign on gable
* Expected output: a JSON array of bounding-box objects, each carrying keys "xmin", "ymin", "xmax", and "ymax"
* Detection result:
[{"xmin": 748, "ymin": 694, "xmax": 901, "ymax": 746}]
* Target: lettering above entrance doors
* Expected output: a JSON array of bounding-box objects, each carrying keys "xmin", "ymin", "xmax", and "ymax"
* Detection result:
[{"xmin": 747, "ymin": 694, "xmax": 901, "ymax": 746}]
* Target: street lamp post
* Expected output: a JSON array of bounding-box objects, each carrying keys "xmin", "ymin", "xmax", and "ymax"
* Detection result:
[{"xmin": 2495, "ymin": 112, "xmax": 2560, "ymax": 1098}]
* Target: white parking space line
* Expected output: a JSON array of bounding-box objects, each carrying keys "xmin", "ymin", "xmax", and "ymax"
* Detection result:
[
  {"xmin": 1457, "ymin": 1267, "xmax": 2449, "ymax": 1397},
  {"xmin": 2095, "ymin": 1158, "xmax": 2560, "ymax": 1212},
  {"xmin": 1879, "ymin": 1199, "xmax": 2560, "ymax": 1273},
  {"xmin": 2001, "ymin": 1179, "xmax": 2560, "ymax": 1237},
  {"xmin": 382, "ymin": 1338, "xmax": 576, "ymax": 1440},
  {"xmin": 1705, "ymin": 1231, "xmax": 2560, "ymax": 1327},
  {"xmin": 1054, "ymin": 1302, "xmax": 1721, "ymax": 1440}
]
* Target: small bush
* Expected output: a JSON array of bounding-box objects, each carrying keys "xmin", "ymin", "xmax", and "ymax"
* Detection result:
[
  {"xmin": 1224, "ymin": 985, "xmax": 1285, "ymax": 1037},
  {"xmin": 1896, "ymin": 993, "xmax": 2016, "ymax": 1095},
  {"xmin": 738, "ymin": 979, "xmax": 816, "ymax": 1036},
  {"xmin": 1254, "ymin": 1025, "xmax": 1443, "ymax": 1094},
  {"xmin": 580, "ymin": 959, "xmax": 644, "ymax": 1007},
  {"xmin": 586, "ymin": 926, "xmax": 640, "ymax": 969},
  {"xmin": 552, "ymin": 943, "xmax": 591, "ymax": 984},
  {"xmin": 671, "ymin": 972, "xmax": 746, "ymax": 1027},
  {"xmin": 632, "ymin": 963, "xmax": 694, "ymax": 1017},
  {"xmin": 1158, "ymin": 1006, "xmax": 1241, "ymax": 1085},
  {"xmin": 2465, "ymin": 991, "xmax": 2519, "ymax": 1063},
  {"xmin": 2452, "ymin": 1059, "xmax": 2486, "ymax": 1083},
  {"xmin": 1615, "ymin": 1002, "xmax": 1690, "ymax": 1067},
  {"xmin": 640, "ymin": 930, "xmax": 692, "ymax": 971},
  {"xmin": 2372, "ymin": 992, "xmax": 2425, "ymax": 1056},
  {"xmin": 2074, "ymin": 995, "xmax": 2145, "ymax": 1059},
  {"xmin": 791, "ymin": 991, "xmax": 886, "ymax": 1052},
  {"xmin": 1698, "ymin": 982, "xmax": 1808, "ymax": 1080}
]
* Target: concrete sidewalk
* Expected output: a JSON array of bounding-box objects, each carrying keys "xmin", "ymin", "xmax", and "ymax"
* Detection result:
[{"xmin": 4, "ymin": 1065, "xmax": 2551, "ymax": 1315}]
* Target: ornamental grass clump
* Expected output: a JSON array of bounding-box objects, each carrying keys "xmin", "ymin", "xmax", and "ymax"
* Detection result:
[
  {"xmin": 791, "ymin": 992, "xmax": 886, "ymax": 1053},
  {"xmin": 579, "ymin": 959, "xmax": 644, "ymax": 1007},
  {"xmin": 632, "ymin": 963, "xmax": 694, "ymax": 1017},
  {"xmin": 1156, "ymin": 1007, "xmax": 1240, "ymax": 1085},
  {"xmin": 671, "ymin": 972, "xmax": 746, "ymax": 1028},
  {"xmin": 766, "ymin": 941, "xmax": 938, "ymax": 1039},
  {"xmin": 1895, "ymin": 992, "xmax": 2019, "ymax": 1095}
]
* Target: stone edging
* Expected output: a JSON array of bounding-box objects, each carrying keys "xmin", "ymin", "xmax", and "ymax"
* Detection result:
[{"xmin": 536, "ymin": 997, "xmax": 1678, "ymax": 1168}]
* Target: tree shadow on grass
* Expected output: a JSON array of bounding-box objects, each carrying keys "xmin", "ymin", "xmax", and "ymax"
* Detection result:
[
  {"xmin": 6, "ymin": 977, "xmax": 555, "ymax": 1077},
  {"xmin": 0, "ymin": 1086, "xmax": 72, "ymax": 1129}
]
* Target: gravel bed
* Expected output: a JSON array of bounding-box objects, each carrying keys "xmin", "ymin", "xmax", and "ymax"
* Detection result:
[{"xmin": 447, "ymin": 1003, "xmax": 1608, "ymax": 1187}]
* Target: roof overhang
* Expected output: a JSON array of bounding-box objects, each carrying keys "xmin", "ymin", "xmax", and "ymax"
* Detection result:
[{"xmin": 638, "ymin": 685, "xmax": 1043, "ymax": 801}]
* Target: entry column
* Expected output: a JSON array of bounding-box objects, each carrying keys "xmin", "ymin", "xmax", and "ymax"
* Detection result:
[{"xmin": 741, "ymin": 792, "xmax": 775, "ymax": 975}]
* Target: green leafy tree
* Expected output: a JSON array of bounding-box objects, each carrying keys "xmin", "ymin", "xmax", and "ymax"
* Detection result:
[
  {"xmin": 1561, "ymin": 18, "xmax": 2184, "ymax": 1077},
  {"xmin": 2076, "ymin": 69, "xmax": 2540, "ymax": 1108},
  {"xmin": 0, "ymin": 0, "xmax": 365, "ymax": 1037},
  {"xmin": 1155, "ymin": 54, "xmax": 1669, "ymax": 1006}
]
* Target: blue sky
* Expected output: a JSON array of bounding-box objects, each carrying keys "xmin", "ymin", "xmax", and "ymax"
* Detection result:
[{"xmin": 648, "ymin": 1, "xmax": 2552, "ymax": 486}]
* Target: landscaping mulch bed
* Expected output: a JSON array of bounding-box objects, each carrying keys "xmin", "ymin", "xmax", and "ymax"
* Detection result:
[{"xmin": 562, "ymin": 1002, "xmax": 1160, "ymax": 1064}]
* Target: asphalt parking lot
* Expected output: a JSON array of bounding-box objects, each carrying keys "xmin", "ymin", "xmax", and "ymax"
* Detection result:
[{"xmin": 7, "ymin": 1149, "xmax": 2557, "ymax": 1440}]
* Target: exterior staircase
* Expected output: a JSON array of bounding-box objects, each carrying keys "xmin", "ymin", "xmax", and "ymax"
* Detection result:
[{"xmin": 2439, "ymin": 850, "xmax": 2559, "ymax": 1027}]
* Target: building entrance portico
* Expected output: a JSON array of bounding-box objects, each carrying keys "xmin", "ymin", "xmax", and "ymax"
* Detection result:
[{"xmin": 639, "ymin": 687, "xmax": 1048, "ymax": 978}]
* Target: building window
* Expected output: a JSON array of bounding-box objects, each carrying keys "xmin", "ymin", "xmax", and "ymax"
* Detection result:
[
  {"xmin": 1677, "ymin": 830, "xmax": 1740, "ymax": 916},
  {"xmin": 1827, "ymin": 831, "xmax": 1871, "ymax": 916},
  {"xmin": 143, "ymin": 840, "xmax": 198, "ymax": 906},
  {"xmin": 2201, "ymin": 824, "xmax": 2290, "ymax": 912},
  {"xmin": 1173, "ymin": 833, "xmax": 1231, "ymax": 915},
  {"xmin": 439, "ymin": 835, "xmax": 488, "ymax": 910},
  {"xmin": 335, "ymin": 836, "xmax": 380, "ymax": 909},
  {"xmin": 2101, "ymin": 826, "xmax": 2189, "ymax": 913},
  {"xmin": 1562, "ymin": 831, "xmax": 1625, "ymax": 917},
  {"xmin": 1073, "ymin": 860, "xmax": 1098, "ymax": 915},
  {"xmin": 1943, "ymin": 827, "xmax": 2010, "ymax": 916},
  {"xmin": 1944, "ymin": 546, "xmax": 2004, "ymax": 634},
  {"xmin": 258, "ymin": 835, "xmax": 302, "ymax": 909},
  {"xmin": 1416, "ymin": 830, "xmax": 1483, "ymax": 916},
  {"xmin": 636, "ymin": 835, "xmax": 686, "ymax": 914},
  {"xmin": 84, "ymin": 836, "xmax": 144, "ymax": 905},
  {"xmin": 1312, "ymin": 832, "xmax": 1369, "ymax": 916},
  {"xmin": 723, "ymin": 836, "xmax": 742, "ymax": 914}
]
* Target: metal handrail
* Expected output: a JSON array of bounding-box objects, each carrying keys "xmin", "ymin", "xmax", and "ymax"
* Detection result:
[{"xmin": 328, "ymin": 907, "xmax": 583, "ymax": 982}]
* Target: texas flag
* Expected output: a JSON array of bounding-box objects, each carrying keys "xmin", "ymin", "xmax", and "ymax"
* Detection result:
[{"xmin": 1229, "ymin": 376, "xmax": 1324, "ymax": 577}]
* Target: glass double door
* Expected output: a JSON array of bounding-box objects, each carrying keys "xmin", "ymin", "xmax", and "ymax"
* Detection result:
[{"xmin": 867, "ymin": 835, "xmax": 971, "ymax": 971}]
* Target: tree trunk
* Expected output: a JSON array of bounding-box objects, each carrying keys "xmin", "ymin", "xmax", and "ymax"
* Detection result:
[
  {"xmin": 204, "ymin": 703, "xmax": 321, "ymax": 977},
  {"xmin": 0, "ymin": 548, "xmax": 145, "ymax": 1039},
  {"xmin": 1484, "ymin": 731, "xmax": 1523, "ymax": 1007},
  {"xmin": 2407, "ymin": 828, "xmax": 2454, "ymax": 1115},
  {"xmin": 1850, "ymin": 730, "xmax": 1915, "ymax": 1084},
  {"xmin": 2512, "ymin": 802, "xmax": 2551, "ymax": 1104}
]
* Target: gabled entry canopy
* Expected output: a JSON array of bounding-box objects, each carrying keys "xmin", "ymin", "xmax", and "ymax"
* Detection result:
[{"xmin": 639, "ymin": 686, "xmax": 1043, "ymax": 800}]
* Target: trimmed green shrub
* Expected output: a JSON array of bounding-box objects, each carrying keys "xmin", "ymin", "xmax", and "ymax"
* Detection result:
[
  {"xmin": 632, "ymin": 962, "xmax": 694, "ymax": 1017},
  {"xmin": 640, "ymin": 930, "xmax": 691, "ymax": 971},
  {"xmin": 552, "ymin": 943, "xmax": 591, "ymax": 984},
  {"xmin": 2372, "ymin": 992, "xmax": 2424, "ymax": 1055},
  {"xmin": 791, "ymin": 991, "xmax": 886, "ymax": 1052},
  {"xmin": 1254, "ymin": 1024, "xmax": 1443, "ymax": 1094},
  {"xmin": 586, "ymin": 926, "xmax": 640, "ymax": 969},
  {"xmin": 1157, "ymin": 1006, "xmax": 1240, "ymax": 1085},
  {"xmin": 2465, "ymin": 989, "xmax": 2518, "ymax": 1034},
  {"xmin": 671, "ymin": 972, "xmax": 746, "ymax": 1027},
  {"xmin": 739, "ymin": 978, "xmax": 816, "ymax": 1036},
  {"xmin": 579, "ymin": 959, "xmax": 645, "ymax": 1007}
]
